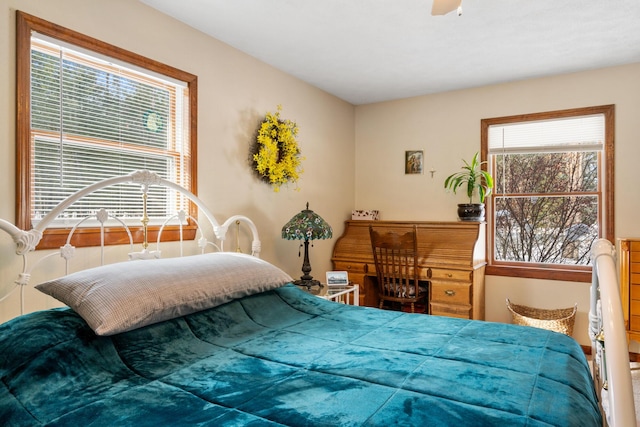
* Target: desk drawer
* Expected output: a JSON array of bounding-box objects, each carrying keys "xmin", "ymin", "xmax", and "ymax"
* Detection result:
[
  {"xmin": 631, "ymin": 284, "xmax": 640, "ymax": 301},
  {"xmin": 430, "ymin": 302, "xmax": 472, "ymax": 319},
  {"xmin": 632, "ymin": 299, "xmax": 640, "ymax": 316},
  {"xmin": 427, "ymin": 268, "xmax": 471, "ymax": 282},
  {"xmin": 333, "ymin": 261, "xmax": 368, "ymax": 275},
  {"xmin": 430, "ymin": 282, "xmax": 472, "ymax": 305}
]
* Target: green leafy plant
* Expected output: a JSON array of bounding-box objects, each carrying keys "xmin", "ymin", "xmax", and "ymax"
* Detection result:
[{"xmin": 443, "ymin": 152, "xmax": 494, "ymax": 203}]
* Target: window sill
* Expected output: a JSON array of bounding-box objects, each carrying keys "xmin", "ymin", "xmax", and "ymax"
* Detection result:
[
  {"xmin": 35, "ymin": 225, "xmax": 197, "ymax": 250},
  {"xmin": 486, "ymin": 264, "xmax": 592, "ymax": 283}
]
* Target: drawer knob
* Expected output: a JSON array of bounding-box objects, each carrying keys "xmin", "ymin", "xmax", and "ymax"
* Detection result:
[
  {"xmin": 444, "ymin": 289, "xmax": 456, "ymax": 297},
  {"xmin": 447, "ymin": 273, "xmax": 453, "ymax": 278}
]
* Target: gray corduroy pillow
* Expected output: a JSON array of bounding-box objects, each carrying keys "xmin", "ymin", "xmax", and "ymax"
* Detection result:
[{"xmin": 36, "ymin": 252, "xmax": 292, "ymax": 336}]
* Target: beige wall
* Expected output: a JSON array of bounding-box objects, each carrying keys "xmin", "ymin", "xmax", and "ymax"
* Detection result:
[
  {"xmin": 0, "ymin": 0, "xmax": 355, "ymax": 321},
  {"xmin": 355, "ymin": 63, "xmax": 640, "ymax": 345}
]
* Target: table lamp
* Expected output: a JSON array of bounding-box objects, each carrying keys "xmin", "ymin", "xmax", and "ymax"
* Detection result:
[{"xmin": 282, "ymin": 202, "xmax": 332, "ymax": 288}]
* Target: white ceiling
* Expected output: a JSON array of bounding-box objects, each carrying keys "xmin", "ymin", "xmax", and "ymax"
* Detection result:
[{"xmin": 140, "ymin": 0, "xmax": 640, "ymax": 105}]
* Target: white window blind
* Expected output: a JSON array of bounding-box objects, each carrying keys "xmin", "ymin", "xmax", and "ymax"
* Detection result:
[
  {"xmin": 488, "ymin": 114, "xmax": 605, "ymax": 154},
  {"xmin": 30, "ymin": 35, "xmax": 190, "ymax": 224}
]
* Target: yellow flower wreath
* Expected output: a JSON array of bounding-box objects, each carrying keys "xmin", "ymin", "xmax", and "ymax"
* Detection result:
[{"xmin": 253, "ymin": 105, "xmax": 304, "ymax": 192}]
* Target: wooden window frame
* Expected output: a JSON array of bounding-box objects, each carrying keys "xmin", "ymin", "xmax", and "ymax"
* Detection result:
[
  {"xmin": 481, "ymin": 105, "xmax": 615, "ymax": 282},
  {"xmin": 16, "ymin": 11, "xmax": 198, "ymax": 249}
]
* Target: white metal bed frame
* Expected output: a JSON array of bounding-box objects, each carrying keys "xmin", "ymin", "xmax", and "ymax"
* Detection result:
[
  {"xmin": 0, "ymin": 170, "xmax": 261, "ymax": 316},
  {"xmin": 590, "ymin": 238, "xmax": 637, "ymax": 426}
]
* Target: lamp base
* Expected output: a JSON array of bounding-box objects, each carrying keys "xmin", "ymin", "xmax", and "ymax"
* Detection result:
[
  {"xmin": 292, "ymin": 239, "xmax": 323, "ymax": 290},
  {"xmin": 294, "ymin": 278, "xmax": 323, "ymax": 289}
]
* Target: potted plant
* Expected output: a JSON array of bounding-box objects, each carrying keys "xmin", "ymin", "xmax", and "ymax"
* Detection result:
[{"xmin": 443, "ymin": 152, "xmax": 494, "ymax": 221}]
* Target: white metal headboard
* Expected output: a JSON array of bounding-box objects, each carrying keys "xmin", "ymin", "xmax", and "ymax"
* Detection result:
[
  {"xmin": 590, "ymin": 238, "xmax": 636, "ymax": 426},
  {"xmin": 0, "ymin": 170, "xmax": 261, "ymax": 315}
]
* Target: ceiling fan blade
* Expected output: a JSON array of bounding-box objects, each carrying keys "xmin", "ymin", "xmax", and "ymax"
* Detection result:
[{"xmin": 431, "ymin": 0, "xmax": 462, "ymax": 15}]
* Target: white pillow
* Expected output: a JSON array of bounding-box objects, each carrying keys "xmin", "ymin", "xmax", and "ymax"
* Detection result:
[{"xmin": 36, "ymin": 252, "xmax": 292, "ymax": 336}]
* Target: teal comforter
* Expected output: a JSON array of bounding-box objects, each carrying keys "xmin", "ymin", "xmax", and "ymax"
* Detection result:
[{"xmin": 0, "ymin": 284, "xmax": 601, "ymax": 426}]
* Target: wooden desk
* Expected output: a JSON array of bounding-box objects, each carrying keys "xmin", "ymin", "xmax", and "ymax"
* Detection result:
[{"xmin": 331, "ymin": 220, "xmax": 486, "ymax": 320}]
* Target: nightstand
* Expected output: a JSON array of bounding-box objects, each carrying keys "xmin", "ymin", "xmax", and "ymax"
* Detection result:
[{"xmin": 298, "ymin": 284, "xmax": 360, "ymax": 306}]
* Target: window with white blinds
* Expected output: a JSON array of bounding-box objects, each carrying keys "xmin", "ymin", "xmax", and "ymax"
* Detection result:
[
  {"xmin": 30, "ymin": 36, "xmax": 191, "ymax": 225},
  {"xmin": 481, "ymin": 105, "xmax": 614, "ymax": 282}
]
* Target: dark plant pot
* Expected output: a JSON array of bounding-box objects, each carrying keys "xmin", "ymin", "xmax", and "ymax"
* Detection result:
[{"xmin": 457, "ymin": 204, "xmax": 485, "ymax": 221}]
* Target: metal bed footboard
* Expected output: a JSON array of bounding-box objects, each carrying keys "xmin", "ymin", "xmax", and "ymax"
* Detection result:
[{"xmin": 590, "ymin": 238, "xmax": 636, "ymax": 426}]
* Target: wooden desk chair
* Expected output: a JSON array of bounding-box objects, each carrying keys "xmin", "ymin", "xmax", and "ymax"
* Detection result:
[{"xmin": 369, "ymin": 225, "xmax": 427, "ymax": 313}]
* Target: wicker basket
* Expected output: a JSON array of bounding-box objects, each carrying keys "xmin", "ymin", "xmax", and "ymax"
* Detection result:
[{"xmin": 506, "ymin": 299, "xmax": 577, "ymax": 336}]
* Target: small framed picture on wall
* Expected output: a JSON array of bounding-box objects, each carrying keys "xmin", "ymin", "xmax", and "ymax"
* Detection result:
[{"xmin": 405, "ymin": 150, "xmax": 424, "ymax": 174}]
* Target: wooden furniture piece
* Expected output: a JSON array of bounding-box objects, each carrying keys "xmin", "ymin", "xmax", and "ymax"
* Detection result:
[
  {"xmin": 618, "ymin": 238, "xmax": 640, "ymax": 343},
  {"xmin": 332, "ymin": 220, "xmax": 486, "ymax": 320},
  {"xmin": 369, "ymin": 225, "xmax": 427, "ymax": 313}
]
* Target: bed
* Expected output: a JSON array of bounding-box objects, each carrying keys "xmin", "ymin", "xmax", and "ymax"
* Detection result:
[{"xmin": 0, "ymin": 171, "xmax": 607, "ymax": 426}]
